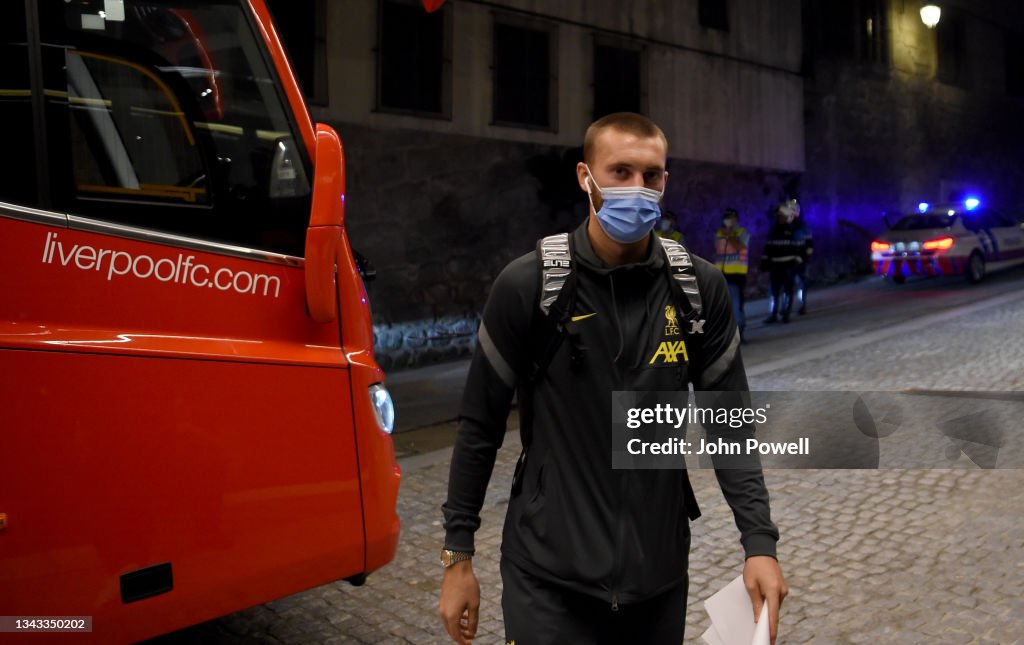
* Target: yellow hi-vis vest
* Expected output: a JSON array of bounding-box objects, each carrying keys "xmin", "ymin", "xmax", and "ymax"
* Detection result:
[{"xmin": 715, "ymin": 226, "xmax": 750, "ymax": 275}]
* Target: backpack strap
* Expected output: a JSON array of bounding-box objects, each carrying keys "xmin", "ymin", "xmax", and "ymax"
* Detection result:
[
  {"xmin": 538, "ymin": 233, "xmax": 572, "ymax": 315},
  {"xmin": 656, "ymin": 236, "xmax": 705, "ymax": 522},
  {"xmin": 657, "ymin": 235, "xmax": 703, "ymax": 318},
  {"xmin": 529, "ymin": 233, "xmax": 584, "ymax": 381},
  {"xmin": 513, "ymin": 233, "xmax": 578, "ymax": 495}
]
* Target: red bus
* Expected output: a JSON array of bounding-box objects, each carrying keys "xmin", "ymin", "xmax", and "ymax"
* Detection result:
[{"xmin": 0, "ymin": 1, "xmax": 400, "ymax": 642}]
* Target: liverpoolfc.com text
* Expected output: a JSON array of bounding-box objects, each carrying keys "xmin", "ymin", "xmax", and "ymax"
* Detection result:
[
  {"xmin": 42, "ymin": 232, "xmax": 281, "ymax": 298},
  {"xmin": 624, "ymin": 403, "xmax": 810, "ymax": 456}
]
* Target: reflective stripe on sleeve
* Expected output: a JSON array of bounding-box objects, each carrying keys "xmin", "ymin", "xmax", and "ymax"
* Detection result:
[
  {"xmin": 698, "ymin": 328, "xmax": 741, "ymax": 389},
  {"xmin": 478, "ymin": 322, "xmax": 517, "ymax": 389}
]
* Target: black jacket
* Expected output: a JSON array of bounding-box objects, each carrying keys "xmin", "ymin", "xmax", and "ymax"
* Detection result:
[
  {"xmin": 762, "ymin": 221, "xmax": 804, "ymax": 270},
  {"xmin": 442, "ymin": 223, "xmax": 778, "ymax": 606}
]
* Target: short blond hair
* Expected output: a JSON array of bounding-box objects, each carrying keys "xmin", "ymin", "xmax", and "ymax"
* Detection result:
[{"xmin": 583, "ymin": 112, "xmax": 667, "ymax": 165}]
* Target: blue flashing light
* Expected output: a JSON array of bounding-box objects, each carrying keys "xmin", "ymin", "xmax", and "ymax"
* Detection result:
[
  {"xmin": 964, "ymin": 197, "xmax": 981, "ymax": 211},
  {"xmin": 917, "ymin": 202, "xmax": 929, "ymax": 213}
]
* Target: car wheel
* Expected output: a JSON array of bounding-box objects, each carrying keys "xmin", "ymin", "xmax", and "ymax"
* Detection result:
[
  {"xmin": 966, "ymin": 252, "xmax": 985, "ymax": 284},
  {"xmin": 892, "ymin": 275, "xmax": 906, "ymax": 284}
]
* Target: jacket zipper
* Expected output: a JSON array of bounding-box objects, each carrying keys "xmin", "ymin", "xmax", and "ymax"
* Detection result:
[
  {"xmin": 609, "ymin": 271, "xmax": 626, "ymax": 612},
  {"xmin": 610, "ymin": 469, "xmax": 626, "ymax": 611}
]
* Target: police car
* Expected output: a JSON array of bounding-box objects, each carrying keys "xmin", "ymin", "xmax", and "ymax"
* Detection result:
[{"xmin": 871, "ymin": 199, "xmax": 1024, "ymax": 283}]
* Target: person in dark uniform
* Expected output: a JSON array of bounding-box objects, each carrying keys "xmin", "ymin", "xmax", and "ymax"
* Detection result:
[
  {"xmin": 761, "ymin": 200, "xmax": 802, "ymax": 324},
  {"xmin": 438, "ymin": 113, "xmax": 787, "ymax": 645}
]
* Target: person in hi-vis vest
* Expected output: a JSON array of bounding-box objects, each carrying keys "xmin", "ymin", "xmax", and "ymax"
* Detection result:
[{"xmin": 714, "ymin": 208, "xmax": 750, "ymax": 342}]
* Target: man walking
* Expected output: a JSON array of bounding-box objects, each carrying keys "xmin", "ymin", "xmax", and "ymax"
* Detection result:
[
  {"xmin": 761, "ymin": 200, "xmax": 802, "ymax": 324},
  {"xmin": 439, "ymin": 113, "xmax": 787, "ymax": 644},
  {"xmin": 714, "ymin": 208, "xmax": 750, "ymax": 342}
]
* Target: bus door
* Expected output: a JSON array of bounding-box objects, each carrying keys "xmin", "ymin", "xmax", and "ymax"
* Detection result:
[{"xmin": 0, "ymin": 1, "xmax": 368, "ymax": 640}]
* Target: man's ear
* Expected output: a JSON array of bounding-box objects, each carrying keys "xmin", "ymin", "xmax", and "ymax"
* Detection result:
[{"xmin": 576, "ymin": 162, "xmax": 591, "ymax": 193}]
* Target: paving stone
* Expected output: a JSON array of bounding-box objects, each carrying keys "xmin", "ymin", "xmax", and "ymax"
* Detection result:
[{"xmin": 150, "ymin": 293, "xmax": 1024, "ymax": 643}]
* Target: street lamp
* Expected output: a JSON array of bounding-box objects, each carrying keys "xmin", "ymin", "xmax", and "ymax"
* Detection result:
[{"xmin": 920, "ymin": 4, "xmax": 941, "ymax": 28}]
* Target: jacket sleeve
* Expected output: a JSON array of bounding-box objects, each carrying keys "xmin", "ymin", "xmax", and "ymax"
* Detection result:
[
  {"xmin": 441, "ymin": 253, "xmax": 536, "ymax": 554},
  {"xmin": 693, "ymin": 262, "xmax": 780, "ymax": 559}
]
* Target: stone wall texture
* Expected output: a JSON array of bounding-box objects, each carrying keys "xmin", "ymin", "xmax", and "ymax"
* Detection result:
[
  {"xmin": 329, "ymin": 1, "xmax": 1024, "ymax": 370},
  {"xmin": 337, "ymin": 122, "xmax": 801, "ymax": 369},
  {"xmin": 798, "ymin": 59, "xmax": 1024, "ymax": 280}
]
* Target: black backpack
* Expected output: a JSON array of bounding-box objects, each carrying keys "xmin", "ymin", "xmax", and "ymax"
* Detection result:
[
  {"xmin": 512, "ymin": 232, "xmax": 707, "ymax": 519},
  {"xmin": 526, "ymin": 232, "xmax": 705, "ymax": 380}
]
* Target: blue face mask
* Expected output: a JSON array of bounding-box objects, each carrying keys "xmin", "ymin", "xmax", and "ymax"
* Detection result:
[{"xmin": 585, "ymin": 165, "xmax": 664, "ymax": 244}]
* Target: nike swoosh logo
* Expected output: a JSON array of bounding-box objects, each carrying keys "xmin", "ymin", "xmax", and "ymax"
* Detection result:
[{"xmin": 571, "ymin": 313, "xmax": 597, "ymax": 322}]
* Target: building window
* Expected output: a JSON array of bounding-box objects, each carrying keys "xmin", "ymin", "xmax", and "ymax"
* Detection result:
[
  {"xmin": 937, "ymin": 8, "xmax": 969, "ymax": 88},
  {"xmin": 266, "ymin": 0, "xmax": 328, "ymax": 105},
  {"xmin": 1006, "ymin": 31, "xmax": 1024, "ymax": 97},
  {"xmin": 493, "ymin": 21, "xmax": 557, "ymax": 129},
  {"xmin": 377, "ymin": 0, "xmax": 451, "ymax": 116},
  {"xmin": 801, "ymin": 0, "xmax": 887, "ymax": 67},
  {"xmin": 699, "ymin": 0, "xmax": 729, "ymax": 32},
  {"xmin": 593, "ymin": 41, "xmax": 643, "ymax": 118},
  {"xmin": 856, "ymin": 0, "xmax": 888, "ymax": 64}
]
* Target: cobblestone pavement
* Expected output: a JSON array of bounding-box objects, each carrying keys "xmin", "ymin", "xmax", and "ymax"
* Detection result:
[{"xmin": 151, "ymin": 285, "xmax": 1024, "ymax": 644}]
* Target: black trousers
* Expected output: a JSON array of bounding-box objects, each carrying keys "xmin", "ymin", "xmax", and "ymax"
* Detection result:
[
  {"xmin": 794, "ymin": 264, "xmax": 808, "ymax": 311},
  {"xmin": 769, "ymin": 266, "xmax": 796, "ymax": 318},
  {"xmin": 501, "ymin": 558, "xmax": 688, "ymax": 645}
]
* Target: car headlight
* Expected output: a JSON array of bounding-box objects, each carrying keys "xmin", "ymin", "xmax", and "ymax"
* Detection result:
[{"xmin": 369, "ymin": 384, "xmax": 395, "ymax": 435}]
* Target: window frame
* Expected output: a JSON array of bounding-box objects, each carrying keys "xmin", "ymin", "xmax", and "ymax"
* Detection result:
[
  {"xmin": 698, "ymin": 0, "xmax": 730, "ymax": 33},
  {"xmin": 1005, "ymin": 29, "xmax": 1024, "ymax": 98},
  {"xmin": 936, "ymin": 7, "xmax": 971, "ymax": 89},
  {"xmin": 490, "ymin": 13, "xmax": 558, "ymax": 132},
  {"xmin": 266, "ymin": 0, "xmax": 329, "ymax": 106},
  {"xmin": 374, "ymin": 0, "xmax": 453, "ymax": 120},
  {"xmin": 591, "ymin": 35, "xmax": 646, "ymax": 120}
]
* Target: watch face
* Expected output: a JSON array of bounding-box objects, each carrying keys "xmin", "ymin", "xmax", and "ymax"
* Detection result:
[{"xmin": 440, "ymin": 551, "xmax": 451, "ymax": 567}]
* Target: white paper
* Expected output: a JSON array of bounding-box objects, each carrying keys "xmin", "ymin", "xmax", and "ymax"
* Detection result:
[{"xmin": 701, "ymin": 575, "xmax": 771, "ymax": 645}]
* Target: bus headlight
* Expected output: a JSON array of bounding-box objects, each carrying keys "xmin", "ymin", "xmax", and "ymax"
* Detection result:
[{"xmin": 369, "ymin": 384, "xmax": 395, "ymax": 434}]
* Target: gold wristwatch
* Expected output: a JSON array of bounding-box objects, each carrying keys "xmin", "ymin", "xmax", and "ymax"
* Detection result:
[{"xmin": 440, "ymin": 549, "xmax": 473, "ymax": 568}]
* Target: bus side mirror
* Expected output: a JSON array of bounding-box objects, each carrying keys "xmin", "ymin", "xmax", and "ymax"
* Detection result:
[{"xmin": 304, "ymin": 124, "xmax": 345, "ymax": 323}]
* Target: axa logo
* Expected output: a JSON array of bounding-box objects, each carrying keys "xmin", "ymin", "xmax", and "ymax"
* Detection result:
[{"xmin": 649, "ymin": 340, "xmax": 689, "ymax": 364}]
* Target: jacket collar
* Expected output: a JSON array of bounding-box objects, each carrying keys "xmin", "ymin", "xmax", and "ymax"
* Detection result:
[{"xmin": 571, "ymin": 220, "xmax": 665, "ymax": 277}]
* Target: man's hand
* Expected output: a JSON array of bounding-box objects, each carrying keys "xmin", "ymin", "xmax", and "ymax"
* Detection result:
[
  {"xmin": 743, "ymin": 556, "xmax": 788, "ymax": 645},
  {"xmin": 439, "ymin": 560, "xmax": 480, "ymax": 644}
]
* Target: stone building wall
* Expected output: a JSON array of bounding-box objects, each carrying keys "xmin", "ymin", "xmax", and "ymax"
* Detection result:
[
  {"xmin": 336, "ymin": 121, "xmax": 798, "ymax": 369},
  {"xmin": 317, "ymin": 0, "xmax": 1024, "ymax": 370},
  {"xmin": 797, "ymin": 1, "xmax": 1024, "ymax": 279}
]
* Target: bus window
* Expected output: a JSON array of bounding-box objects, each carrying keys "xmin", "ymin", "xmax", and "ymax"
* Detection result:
[
  {"xmin": 39, "ymin": 0, "xmax": 312, "ymax": 256},
  {"xmin": 0, "ymin": 3, "xmax": 37, "ymax": 207},
  {"xmin": 66, "ymin": 49, "xmax": 210, "ymax": 206}
]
